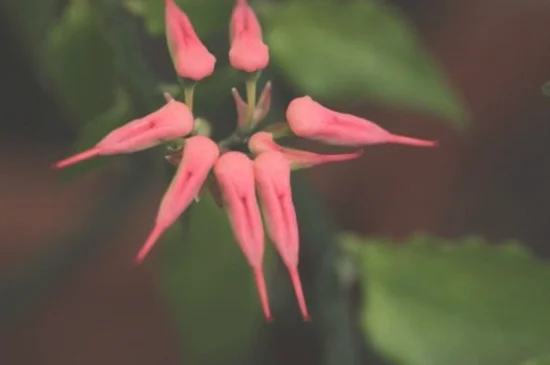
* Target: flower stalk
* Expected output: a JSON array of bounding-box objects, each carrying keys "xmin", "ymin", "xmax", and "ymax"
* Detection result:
[
  {"xmin": 184, "ymin": 84, "xmax": 196, "ymax": 112},
  {"xmin": 245, "ymin": 76, "xmax": 257, "ymax": 127}
]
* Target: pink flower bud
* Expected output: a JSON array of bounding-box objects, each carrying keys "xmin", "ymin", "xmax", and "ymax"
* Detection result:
[
  {"xmin": 229, "ymin": 0, "xmax": 269, "ymax": 73},
  {"xmin": 136, "ymin": 136, "xmax": 219, "ymax": 263},
  {"xmin": 286, "ymin": 96, "xmax": 438, "ymax": 147},
  {"xmin": 54, "ymin": 99, "xmax": 194, "ymax": 169},
  {"xmin": 254, "ymin": 152, "xmax": 310, "ymax": 321},
  {"xmin": 165, "ymin": 0, "xmax": 216, "ymax": 81},
  {"xmin": 249, "ymin": 131, "xmax": 362, "ymax": 169},
  {"xmin": 214, "ymin": 151, "xmax": 272, "ymax": 321}
]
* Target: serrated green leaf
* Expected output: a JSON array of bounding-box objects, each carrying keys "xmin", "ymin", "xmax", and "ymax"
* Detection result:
[
  {"xmin": 262, "ymin": 1, "xmax": 467, "ymax": 127},
  {"xmin": 156, "ymin": 192, "xmax": 272, "ymax": 365},
  {"xmin": 44, "ymin": 0, "xmax": 116, "ymax": 124},
  {"xmin": 139, "ymin": 0, "xmax": 234, "ymax": 37},
  {"xmin": 344, "ymin": 234, "xmax": 550, "ymax": 365}
]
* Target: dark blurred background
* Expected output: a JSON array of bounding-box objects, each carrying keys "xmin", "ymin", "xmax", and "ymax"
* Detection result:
[{"xmin": 1, "ymin": 0, "xmax": 550, "ymax": 364}]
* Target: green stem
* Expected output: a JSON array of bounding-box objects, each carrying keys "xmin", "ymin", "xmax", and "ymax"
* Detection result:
[
  {"xmin": 245, "ymin": 76, "xmax": 257, "ymax": 126},
  {"xmin": 184, "ymin": 84, "xmax": 195, "ymax": 112}
]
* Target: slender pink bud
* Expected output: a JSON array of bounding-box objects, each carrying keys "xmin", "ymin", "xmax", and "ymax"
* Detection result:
[
  {"xmin": 214, "ymin": 152, "xmax": 272, "ymax": 321},
  {"xmin": 254, "ymin": 81, "xmax": 272, "ymax": 123},
  {"xmin": 136, "ymin": 136, "xmax": 219, "ymax": 263},
  {"xmin": 229, "ymin": 0, "xmax": 269, "ymax": 72},
  {"xmin": 249, "ymin": 131, "xmax": 362, "ymax": 169},
  {"xmin": 231, "ymin": 87, "xmax": 248, "ymax": 127},
  {"xmin": 231, "ymin": 81, "xmax": 272, "ymax": 128},
  {"xmin": 286, "ymin": 96, "xmax": 438, "ymax": 147},
  {"xmin": 165, "ymin": 0, "xmax": 216, "ymax": 80},
  {"xmin": 254, "ymin": 152, "xmax": 310, "ymax": 320},
  {"xmin": 54, "ymin": 99, "xmax": 194, "ymax": 169}
]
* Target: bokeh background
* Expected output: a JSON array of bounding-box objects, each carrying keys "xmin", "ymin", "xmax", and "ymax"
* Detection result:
[{"xmin": 1, "ymin": 0, "xmax": 550, "ymax": 364}]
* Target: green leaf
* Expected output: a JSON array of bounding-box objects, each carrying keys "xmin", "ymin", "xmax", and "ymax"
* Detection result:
[
  {"xmin": 542, "ymin": 81, "xmax": 550, "ymax": 97},
  {"xmin": 344, "ymin": 234, "xmax": 550, "ymax": 365},
  {"xmin": 44, "ymin": 0, "xmax": 116, "ymax": 124},
  {"xmin": 262, "ymin": 1, "xmax": 467, "ymax": 127},
  {"xmin": 157, "ymin": 192, "xmax": 272, "ymax": 365},
  {"xmin": 137, "ymin": 0, "xmax": 234, "ymax": 37},
  {"xmin": 60, "ymin": 87, "xmax": 133, "ymax": 180}
]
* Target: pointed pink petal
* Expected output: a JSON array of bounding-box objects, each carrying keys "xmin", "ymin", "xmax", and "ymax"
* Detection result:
[
  {"xmin": 283, "ymin": 148, "xmax": 362, "ymax": 167},
  {"xmin": 254, "ymin": 152, "xmax": 297, "ymax": 266},
  {"xmin": 387, "ymin": 134, "xmax": 438, "ymax": 147},
  {"xmin": 135, "ymin": 224, "xmax": 166, "ymax": 264},
  {"xmin": 136, "ymin": 136, "xmax": 219, "ymax": 262},
  {"xmin": 52, "ymin": 147, "xmax": 101, "ymax": 169},
  {"xmin": 215, "ymin": 152, "xmax": 265, "ymax": 267},
  {"xmin": 229, "ymin": 35, "xmax": 269, "ymax": 73},
  {"xmin": 254, "ymin": 152, "xmax": 311, "ymax": 318},
  {"xmin": 165, "ymin": 0, "xmax": 216, "ymax": 80},
  {"xmin": 98, "ymin": 101, "xmax": 194, "ymax": 154},
  {"xmin": 215, "ymin": 152, "xmax": 272, "ymax": 318},
  {"xmin": 229, "ymin": 0, "xmax": 268, "ymax": 72},
  {"xmin": 287, "ymin": 96, "xmax": 438, "ymax": 148},
  {"xmin": 253, "ymin": 267, "xmax": 273, "ymax": 322},
  {"xmin": 288, "ymin": 266, "xmax": 310, "ymax": 321},
  {"xmin": 249, "ymin": 131, "xmax": 362, "ymax": 168}
]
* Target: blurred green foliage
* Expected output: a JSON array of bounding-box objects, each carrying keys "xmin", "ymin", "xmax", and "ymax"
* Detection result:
[
  {"xmin": 523, "ymin": 356, "xmax": 550, "ymax": 365},
  {"xmin": 542, "ymin": 81, "xmax": 550, "ymax": 97},
  {"xmin": 157, "ymin": 193, "xmax": 271, "ymax": 364},
  {"xmin": 344, "ymin": 234, "xmax": 550, "ymax": 365},
  {"xmin": 45, "ymin": 0, "xmax": 117, "ymax": 125},
  {"xmin": 124, "ymin": 0, "xmax": 234, "ymax": 37},
  {"xmin": 3, "ymin": 0, "xmax": 61, "ymax": 60},
  {"xmin": 260, "ymin": 1, "xmax": 467, "ymax": 127}
]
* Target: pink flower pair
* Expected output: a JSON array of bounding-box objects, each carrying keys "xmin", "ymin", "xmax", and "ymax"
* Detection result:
[
  {"xmin": 215, "ymin": 150, "xmax": 309, "ymax": 321},
  {"xmin": 165, "ymin": 0, "xmax": 268, "ymax": 80}
]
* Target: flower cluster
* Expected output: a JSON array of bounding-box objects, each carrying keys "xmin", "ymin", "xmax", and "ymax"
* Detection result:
[{"xmin": 54, "ymin": 0, "xmax": 437, "ymax": 322}]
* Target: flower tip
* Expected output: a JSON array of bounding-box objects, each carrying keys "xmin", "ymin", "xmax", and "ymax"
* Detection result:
[
  {"xmin": 389, "ymin": 134, "xmax": 438, "ymax": 147},
  {"xmin": 135, "ymin": 225, "xmax": 165, "ymax": 264},
  {"xmin": 53, "ymin": 147, "xmax": 101, "ymax": 169},
  {"xmin": 253, "ymin": 267, "xmax": 272, "ymax": 322},
  {"xmin": 163, "ymin": 92, "xmax": 174, "ymax": 102},
  {"xmin": 288, "ymin": 267, "xmax": 310, "ymax": 321}
]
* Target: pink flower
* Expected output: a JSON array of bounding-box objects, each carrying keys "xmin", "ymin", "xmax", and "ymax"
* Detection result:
[
  {"xmin": 229, "ymin": 0, "xmax": 269, "ymax": 73},
  {"xmin": 286, "ymin": 96, "xmax": 438, "ymax": 147},
  {"xmin": 54, "ymin": 99, "xmax": 194, "ymax": 169},
  {"xmin": 136, "ymin": 136, "xmax": 219, "ymax": 262},
  {"xmin": 165, "ymin": 0, "xmax": 216, "ymax": 81},
  {"xmin": 249, "ymin": 131, "xmax": 362, "ymax": 168},
  {"xmin": 214, "ymin": 151, "xmax": 272, "ymax": 321},
  {"xmin": 254, "ymin": 151, "xmax": 310, "ymax": 320}
]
